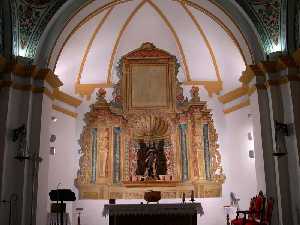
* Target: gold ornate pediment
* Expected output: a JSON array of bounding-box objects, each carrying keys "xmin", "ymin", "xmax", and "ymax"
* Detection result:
[{"xmin": 75, "ymin": 43, "xmax": 225, "ymax": 199}]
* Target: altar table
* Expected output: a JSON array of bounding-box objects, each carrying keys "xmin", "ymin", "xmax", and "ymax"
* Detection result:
[{"xmin": 103, "ymin": 203, "xmax": 203, "ymax": 225}]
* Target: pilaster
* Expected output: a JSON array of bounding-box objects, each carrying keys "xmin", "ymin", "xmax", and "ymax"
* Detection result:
[
  {"xmin": 0, "ymin": 55, "xmax": 62, "ymax": 225},
  {"xmin": 247, "ymin": 64, "xmax": 280, "ymax": 225},
  {"xmin": 260, "ymin": 60, "xmax": 294, "ymax": 225}
]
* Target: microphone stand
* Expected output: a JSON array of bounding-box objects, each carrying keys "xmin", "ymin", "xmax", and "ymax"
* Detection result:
[{"xmin": 56, "ymin": 183, "xmax": 61, "ymax": 225}]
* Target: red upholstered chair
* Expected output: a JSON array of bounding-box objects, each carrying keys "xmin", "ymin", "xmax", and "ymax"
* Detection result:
[
  {"xmin": 231, "ymin": 194, "xmax": 265, "ymax": 225},
  {"xmin": 231, "ymin": 195, "xmax": 274, "ymax": 225}
]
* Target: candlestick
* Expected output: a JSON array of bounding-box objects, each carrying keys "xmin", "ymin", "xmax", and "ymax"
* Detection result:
[{"xmin": 191, "ymin": 190, "xmax": 195, "ymax": 202}]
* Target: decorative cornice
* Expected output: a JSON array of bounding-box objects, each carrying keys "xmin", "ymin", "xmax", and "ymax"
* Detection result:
[
  {"xmin": 183, "ymin": 80, "xmax": 222, "ymax": 96},
  {"xmin": 223, "ymin": 99, "xmax": 250, "ymax": 114},
  {"xmin": 52, "ymin": 104, "xmax": 78, "ymax": 118},
  {"xmin": 266, "ymin": 77, "xmax": 289, "ymax": 87},
  {"xmin": 258, "ymin": 61, "xmax": 278, "ymax": 74},
  {"xmin": 75, "ymin": 82, "xmax": 113, "ymax": 100},
  {"xmin": 35, "ymin": 69, "xmax": 63, "ymax": 88},
  {"xmin": 239, "ymin": 65, "xmax": 264, "ymax": 85},
  {"xmin": 53, "ymin": 89, "xmax": 82, "ymax": 107},
  {"xmin": 0, "ymin": 80, "xmax": 13, "ymax": 88},
  {"xmin": 0, "ymin": 57, "xmax": 63, "ymax": 89},
  {"xmin": 12, "ymin": 83, "xmax": 32, "ymax": 91},
  {"xmin": 218, "ymin": 86, "xmax": 248, "ymax": 104},
  {"xmin": 276, "ymin": 55, "xmax": 298, "ymax": 70},
  {"xmin": 292, "ymin": 48, "xmax": 300, "ymax": 66}
]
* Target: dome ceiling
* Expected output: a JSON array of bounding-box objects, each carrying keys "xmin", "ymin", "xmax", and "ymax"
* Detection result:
[{"xmin": 49, "ymin": 0, "xmax": 253, "ymax": 98}]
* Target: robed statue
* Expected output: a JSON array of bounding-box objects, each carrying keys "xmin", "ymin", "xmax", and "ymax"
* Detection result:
[{"xmin": 136, "ymin": 140, "xmax": 167, "ymax": 180}]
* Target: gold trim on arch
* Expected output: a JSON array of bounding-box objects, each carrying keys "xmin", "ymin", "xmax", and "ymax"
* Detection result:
[
  {"xmin": 179, "ymin": 0, "xmax": 247, "ymax": 66},
  {"xmin": 207, "ymin": 0, "xmax": 254, "ymax": 63},
  {"xmin": 107, "ymin": 0, "xmax": 191, "ymax": 83},
  {"xmin": 180, "ymin": 2, "xmax": 221, "ymax": 82},
  {"xmin": 52, "ymin": 104, "xmax": 78, "ymax": 118},
  {"xmin": 50, "ymin": 0, "xmax": 135, "ymax": 71},
  {"xmin": 223, "ymin": 99, "xmax": 250, "ymax": 114},
  {"xmin": 107, "ymin": 0, "xmax": 147, "ymax": 84},
  {"xmin": 146, "ymin": 0, "xmax": 191, "ymax": 81},
  {"xmin": 76, "ymin": 7, "xmax": 114, "ymax": 85}
]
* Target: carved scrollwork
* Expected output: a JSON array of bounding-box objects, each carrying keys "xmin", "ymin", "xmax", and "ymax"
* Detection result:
[{"xmin": 75, "ymin": 44, "xmax": 225, "ymax": 199}]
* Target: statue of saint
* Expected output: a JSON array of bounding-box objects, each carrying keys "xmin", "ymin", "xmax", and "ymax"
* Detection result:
[
  {"xmin": 144, "ymin": 143, "xmax": 159, "ymax": 180},
  {"xmin": 136, "ymin": 140, "xmax": 167, "ymax": 180}
]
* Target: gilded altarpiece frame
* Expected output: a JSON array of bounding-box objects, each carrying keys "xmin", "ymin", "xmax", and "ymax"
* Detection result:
[{"xmin": 75, "ymin": 43, "xmax": 225, "ymax": 199}]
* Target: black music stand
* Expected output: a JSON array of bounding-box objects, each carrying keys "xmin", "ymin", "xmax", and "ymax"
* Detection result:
[{"xmin": 49, "ymin": 189, "xmax": 76, "ymax": 225}]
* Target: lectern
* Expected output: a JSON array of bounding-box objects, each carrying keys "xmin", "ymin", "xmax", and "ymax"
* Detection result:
[{"xmin": 49, "ymin": 189, "xmax": 76, "ymax": 225}]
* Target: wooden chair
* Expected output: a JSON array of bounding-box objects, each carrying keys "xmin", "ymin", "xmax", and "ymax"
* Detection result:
[{"xmin": 231, "ymin": 193, "xmax": 274, "ymax": 225}]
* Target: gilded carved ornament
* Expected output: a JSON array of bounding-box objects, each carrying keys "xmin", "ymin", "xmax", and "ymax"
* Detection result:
[{"xmin": 75, "ymin": 43, "xmax": 225, "ymax": 199}]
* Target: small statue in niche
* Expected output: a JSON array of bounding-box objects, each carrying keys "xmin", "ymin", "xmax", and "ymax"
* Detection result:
[{"xmin": 136, "ymin": 140, "xmax": 167, "ymax": 180}]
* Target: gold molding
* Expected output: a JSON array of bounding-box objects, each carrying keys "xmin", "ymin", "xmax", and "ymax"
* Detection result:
[
  {"xmin": 0, "ymin": 80, "xmax": 13, "ymax": 89},
  {"xmin": 76, "ymin": 7, "xmax": 114, "ymax": 84},
  {"xmin": 239, "ymin": 65, "xmax": 264, "ymax": 85},
  {"xmin": 247, "ymin": 85, "xmax": 256, "ymax": 96},
  {"xmin": 224, "ymin": 99, "xmax": 250, "ymax": 114},
  {"xmin": 34, "ymin": 69, "xmax": 63, "ymax": 88},
  {"xmin": 52, "ymin": 104, "xmax": 78, "ymax": 118},
  {"xmin": 14, "ymin": 64, "xmax": 37, "ymax": 78},
  {"xmin": 43, "ymin": 88, "xmax": 55, "ymax": 100},
  {"xmin": 107, "ymin": 1, "xmax": 147, "ymax": 84},
  {"xmin": 12, "ymin": 83, "xmax": 32, "ymax": 91},
  {"xmin": 292, "ymin": 48, "xmax": 300, "ymax": 66},
  {"xmin": 106, "ymin": 0, "xmax": 191, "ymax": 83},
  {"xmin": 266, "ymin": 77, "xmax": 289, "ymax": 87},
  {"xmin": 207, "ymin": 0, "xmax": 254, "ymax": 63},
  {"xmin": 146, "ymin": 0, "xmax": 191, "ymax": 81},
  {"xmin": 258, "ymin": 61, "xmax": 278, "ymax": 74},
  {"xmin": 53, "ymin": 89, "xmax": 82, "ymax": 107},
  {"xmin": 180, "ymin": 2, "xmax": 221, "ymax": 82},
  {"xmin": 50, "ymin": 0, "xmax": 135, "ymax": 71},
  {"xmin": 218, "ymin": 86, "xmax": 248, "ymax": 104},
  {"xmin": 181, "ymin": 0, "xmax": 247, "ymax": 65},
  {"xmin": 183, "ymin": 80, "xmax": 222, "ymax": 96},
  {"xmin": 75, "ymin": 83, "xmax": 113, "ymax": 100},
  {"xmin": 255, "ymin": 83, "xmax": 267, "ymax": 90}
]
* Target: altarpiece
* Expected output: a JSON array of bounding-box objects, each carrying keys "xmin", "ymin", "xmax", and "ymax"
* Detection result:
[{"xmin": 75, "ymin": 43, "xmax": 225, "ymax": 199}]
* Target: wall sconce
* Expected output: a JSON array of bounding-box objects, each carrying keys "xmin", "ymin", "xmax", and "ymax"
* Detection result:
[
  {"xmin": 249, "ymin": 150, "xmax": 255, "ymax": 159},
  {"xmin": 51, "ymin": 116, "xmax": 57, "ymax": 122},
  {"xmin": 50, "ymin": 134, "xmax": 56, "ymax": 143}
]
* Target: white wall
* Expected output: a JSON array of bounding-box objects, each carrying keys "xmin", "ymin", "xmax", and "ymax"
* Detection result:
[
  {"xmin": 47, "ymin": 110, "xmax": 77, "ymax": 224},
  {"xmin": 36, "ymin": 95, "xmax": 53, "ymax": 225},
  {"xmin": 47, "ymin": 89, "xmax": 259, "ymax": 225}
]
